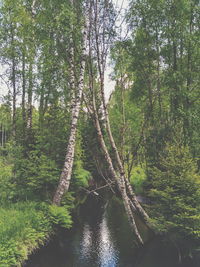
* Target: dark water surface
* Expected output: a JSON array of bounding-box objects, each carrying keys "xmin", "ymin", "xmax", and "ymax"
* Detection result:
[{"xmin": 24, "ymin": 195, "xmax": 199, "ymax": 267}]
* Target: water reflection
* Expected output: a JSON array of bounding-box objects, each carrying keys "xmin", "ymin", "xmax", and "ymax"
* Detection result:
[
  {"xmin": 98, "ymin": 215, "xmax": 119, "ymax": 266},
  {"xmin": 79, "ymin": 223, "xmax": 93, "ymax": 261},
  {"xmin": 74, "ymin": 200, "xmax": 120, "ymax": 267},
  {"xmin": 24, "ymin": 195, "xmax": 200, "ymax": 267}
]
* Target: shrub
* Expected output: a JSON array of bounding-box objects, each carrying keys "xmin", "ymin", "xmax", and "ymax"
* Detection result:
[
  {"xmin": 0, "ymin": 158, "xmax": 15, "ymax": 204},
  {"xmin": 147, "ymin": 145, "xmax": 200, "ymax": 241},
  {"xmin": 73, "ymin": 159, "xmax": 91, "ymax": 188},
  {"xmin": 130, "ymin": 165, "xmax": 147, "ymax": 194},
  {"xmin": 48, "ymin": 205, "xmax": 72, "ymax": 228},
  {"xmin": 14, "ymin": 151, "xmax": 59, "ymax": 201}
]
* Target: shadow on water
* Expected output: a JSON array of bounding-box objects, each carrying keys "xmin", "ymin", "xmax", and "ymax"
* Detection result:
[{"xmin": 24, "ymin": 194, "xmax": 200, "ymax": 267}]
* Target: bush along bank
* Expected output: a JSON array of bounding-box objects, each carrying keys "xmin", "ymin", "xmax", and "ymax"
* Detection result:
[{"xmin": 0, "ymin": 202, "xmax": 72, "ymax": 267}]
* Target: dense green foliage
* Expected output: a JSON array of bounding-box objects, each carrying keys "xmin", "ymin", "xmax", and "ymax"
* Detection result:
[
  {"xmin": 0, "ymin": 0, "xmax": 92, "ymax": 202},
  {"xmin": 147, "ymin": 145, "xmax": 200, "ymax": 240},
  {"xmin": 0, "ymin": 0, "xmax": 199, "ymax": 263},
  {"xmin": 109, "ymin": 0, "xmax": 200, "ymax": 251},
  {"xmin": 0, "ymin": 202, "xmax": 72, "ymax": 266},
  {"xmin": 0, "ymin": 157, "xmax": 14, "ymax": 203},
  {"xmin": 0, "ymin": 1, "xmax": 92, "ymax": 264}
]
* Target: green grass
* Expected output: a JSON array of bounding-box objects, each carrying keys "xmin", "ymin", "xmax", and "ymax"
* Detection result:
[{"xmin": 0, "ymin": 201, "xmax": 72, "ymax": 266}]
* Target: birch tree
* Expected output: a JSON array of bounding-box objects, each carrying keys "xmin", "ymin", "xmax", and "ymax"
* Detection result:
[
  {"xmin": 82, "ymin": 0, "xmax": 153, "ymax": 245},
  {"xmin": 91, "ymin": 0, "xmax": 150, "ymax": 225},
  {"xmin": 53, "ymin": 0, "xmax": 90, "ymax": 205}
]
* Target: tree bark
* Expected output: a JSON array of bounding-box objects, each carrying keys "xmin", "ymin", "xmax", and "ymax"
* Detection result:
[
  {"xmin": 91, "ymin": 85, "xmax": 144, "ymax": 245},
  {"xmin": 10, "ymin": 23, "xmax": 16, "ymax": 139},
  {"xmin": 22, "ymin": 51, "xmax": 26, "ymax": 135},
  {"xmin": 88, "ymin": 0, "xmax": 151, "ymax": 236},
  {"xmin": 27, "ymin": 63, "xmax": 33, "ymax": 130},
  {"xmin": 94, "ymin": 25, "xmax": 150, "ymax": 228},
  {"xmin": 53, "ymin": 1, "xmax": 89, "ymax": 205}
]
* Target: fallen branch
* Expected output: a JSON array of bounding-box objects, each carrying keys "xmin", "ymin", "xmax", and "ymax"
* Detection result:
[{"xmin": 80, "ymin": 181, "xmax": 116, "ymax": 195}]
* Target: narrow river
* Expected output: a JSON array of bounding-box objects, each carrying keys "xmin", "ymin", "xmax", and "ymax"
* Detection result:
[{"xmin": 24, "ymin": 195, "xmax": 199, "ymax": 267}]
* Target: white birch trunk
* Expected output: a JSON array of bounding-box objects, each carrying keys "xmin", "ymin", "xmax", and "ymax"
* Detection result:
[
  {"xmin": 95, "ymin": 22, "xmax": 150, "ymax": 225},
  {"xmin": 91, "ymin": 87, "xmax": 144, "ymax": 245},
  {"xmin": 101, "ymin": 81, "xmax": 150, "ymax": 225},
  {"xmin": 53, "ymin": 2, "xmax": 89, "ymax": 205}
]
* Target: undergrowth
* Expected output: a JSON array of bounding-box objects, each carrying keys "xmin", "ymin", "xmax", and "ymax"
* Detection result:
[{"xmin": 0, "ymin": 201, "xmax": 72, "ymax": 266}]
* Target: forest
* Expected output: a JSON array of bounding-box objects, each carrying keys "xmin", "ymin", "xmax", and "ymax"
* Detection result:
[{"xmin": 0, "ymin": 0, "xmax": 200, "ymax": 266}]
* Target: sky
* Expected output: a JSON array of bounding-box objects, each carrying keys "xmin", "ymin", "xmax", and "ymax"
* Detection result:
[{"xmin": 0, "ymin": 0, "xmax": 129, "ymax": 104}]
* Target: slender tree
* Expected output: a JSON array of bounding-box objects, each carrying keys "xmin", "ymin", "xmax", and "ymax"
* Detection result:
[
  {"xmin": 53, "ymin": 0, "xmax": 90, "ymax": 205},
  {"xmin": 91, "ymin": 0, "xmax": 150, "ymax": 225}
]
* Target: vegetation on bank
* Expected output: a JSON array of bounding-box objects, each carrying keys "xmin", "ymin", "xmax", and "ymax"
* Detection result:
[
  {"xmin": 0, "ymin": 202, "xmax": 72, "ymax": 267},
  {"xmin": 0, "ymin": 157, "xmax": 72, "ymax": 266},
  {"xmin": 146, "ymin": 145, "xmax": 200, "ymax": 252}
]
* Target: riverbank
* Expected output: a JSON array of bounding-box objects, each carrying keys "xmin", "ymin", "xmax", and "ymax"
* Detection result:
[{"xmin": 0, "ymin": 201, "xmax": 72, "ymax": 267}]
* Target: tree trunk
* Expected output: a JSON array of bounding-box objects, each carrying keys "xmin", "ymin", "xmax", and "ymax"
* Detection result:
[
  {"xmin": 27, "ymin": 63, "xmax": 33, "ymax": 129},
  {"xmin": 91, "ymin": 87, "xmax": 144, "ymax": 245},
  {"xmin": 92, "ymin": 0, "xmax": 151, "ymax": 231},
  {"xmin": 1, "ymin": 124, "xmax": 4, "ymax": 147},
  {"xmin": 39, "ymin": 85, "xmax": 45, "ymax": 129},
  {"xmin": 96, "ymin": 41, "xmax": 150, "ymax": 228},
  {"xmin": 12, "ymin": 60, "xmax": 16, "ymax": 138},
  {"xmin": 11, "ymin": 52, "xmax": 16, "ymax": 138},
  {"xmin": 22, "ymin": 51, "xmax": 26, "ymax": 135},
  {"xmin": 53, "ymin": 1, "xmax": 89, "ymax": 205}
]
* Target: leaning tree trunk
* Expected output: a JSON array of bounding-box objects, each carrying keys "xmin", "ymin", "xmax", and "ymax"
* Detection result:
[
  {"xmin": 53, "ymin": 3, "xmax": 89, "ymax": 206},
  {"xmin": 101, "ymin": 78, "xmax": 151, "ymax": 226},
  {"xmin": 90, "ymin": 88, "xmax": 144, "ymax": 245},
  {"xmin": 91, "ymin": 0, "xmax": 150, "ymax": 226},
  {"xmin": 96, "ymin": 54, "xmax": 150, "ymax": 228}
]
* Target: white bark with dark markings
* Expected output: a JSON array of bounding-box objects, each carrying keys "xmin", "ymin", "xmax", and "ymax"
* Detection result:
[
  {"xmin": 53, "ymin": 1, "xmax": 89, "ymax": 205},
  {"xmin": 91, "ymin": 89, "xmax": 144, "ymax": 245}
]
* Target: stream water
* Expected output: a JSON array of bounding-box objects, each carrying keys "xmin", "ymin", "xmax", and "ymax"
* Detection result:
[{"xmin": 24, "ymin": 195, "xmax": 199, "ymax": 267}]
